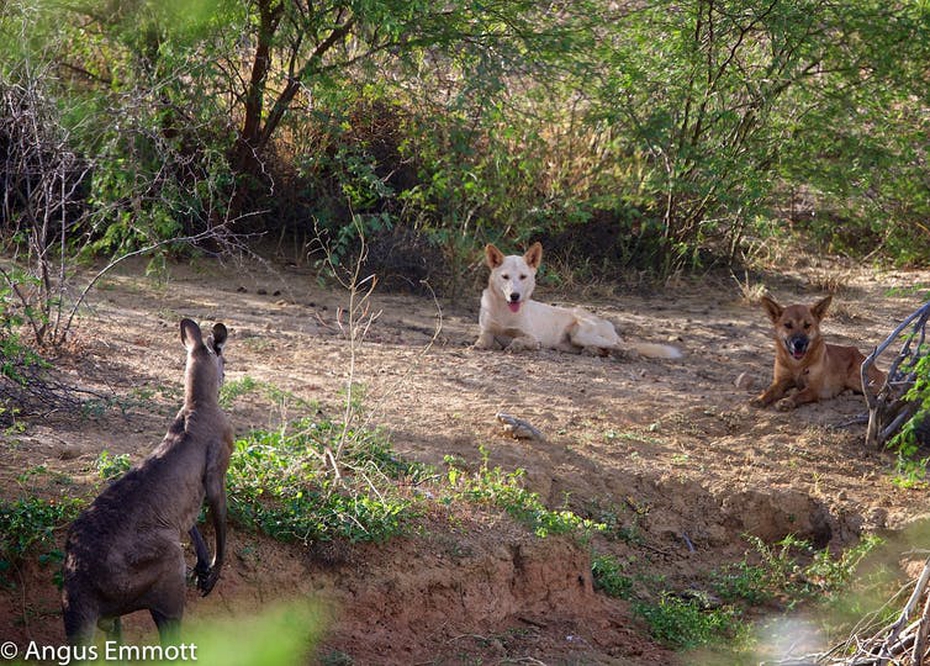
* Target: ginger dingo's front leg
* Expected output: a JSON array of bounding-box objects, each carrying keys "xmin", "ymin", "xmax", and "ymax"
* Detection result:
[
  {"xmin": 751, "ymin": 377, "xmax": 795, "ymax": 408},
  {"xmin": 775, "ymin": 386, "xmax": 821, "ymax": 411}
]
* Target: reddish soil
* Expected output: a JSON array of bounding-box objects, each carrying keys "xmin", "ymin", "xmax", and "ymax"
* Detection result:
[{"xmin": 2, "ymin": 253, "xmax": 929, "ymax": 664}]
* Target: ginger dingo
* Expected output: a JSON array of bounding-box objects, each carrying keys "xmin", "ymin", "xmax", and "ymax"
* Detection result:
[
  {"xmin": 751, "ymin": 294, "xmax": 885, "ymax": 411},
  {"xmin": 474, "ymin": 242, "xmax": 682, "ymax": 359}
]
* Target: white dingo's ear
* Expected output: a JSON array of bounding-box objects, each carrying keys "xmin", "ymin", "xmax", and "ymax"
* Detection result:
[
  {"xmin": 524, "ymin": 242, "xmax": 542, "ymax": 270},
  {"xmin": 485, "ymin": 243, "xmax": 505, "ymax": 269}
]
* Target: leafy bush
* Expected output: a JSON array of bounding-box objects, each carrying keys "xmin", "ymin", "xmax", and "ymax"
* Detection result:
[
  {"xmin": 633, "ymin": 593, "xmax": 744, "ymax": 651},
  {"xmin": 445, "ymin": 451, "xmax": 606, "ymax": 540},
  {"xmin": 0, "ymin": 495, "xmax": 83, "ymax": 585},
  {"xmin": 712, "ymin": 534, "xmax": 883, "ymax": 608},
  {"xmin": 227, "ymin": 417, "xmax": 420, "ymax": 544},
  {"xmin": 591, "ymin": 553, "xmax": 634, "ymax": 599}
]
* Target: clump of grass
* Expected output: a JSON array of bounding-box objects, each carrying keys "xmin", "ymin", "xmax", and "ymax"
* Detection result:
[
  {"xmin": 444, "ymin": 449, "xmax": 606, "ymax": 540},
  {"xmin": 0, "ymin": 495, "xmax": 84, "ymax": 586},
  {"xmin": 227, "ymin": 416, "xmax": 423, "ymax": 544}
]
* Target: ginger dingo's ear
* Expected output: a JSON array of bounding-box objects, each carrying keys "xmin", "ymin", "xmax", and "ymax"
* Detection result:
[
  {"xmin": 180, "ymin": 318, "xmax": 204, "ymax": 350},
  {"xmin": 524, "ymin": 242, "xmax": 542, "ymax": 270},
  {"xmin": 485, "ymin": 244, "xmax": 505, "ymax": 269},
  {"xmin": 811, "ymin": 295, "xmax": 833, "ymax": 321},
  {"xmin": 760, "ymin": 295, "xmax": 783, "ymax": 324}
]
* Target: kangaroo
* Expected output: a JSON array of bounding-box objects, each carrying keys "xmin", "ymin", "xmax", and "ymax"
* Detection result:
[{"xmin": 62, "ymin": 319, "xmax": 234, "ymax": 645}]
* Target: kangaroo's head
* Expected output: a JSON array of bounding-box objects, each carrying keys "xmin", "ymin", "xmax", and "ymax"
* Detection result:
[
  {"xmin": 485, "ymin": 242, "xmax": 542, "ymax": 314},
  {"xmin": 180, "ymin": 319, "xmax": 228, "ymax": 407},
  {"xmin": 760, "ymin": 295, "xmax": 830, "ymax": 362}
]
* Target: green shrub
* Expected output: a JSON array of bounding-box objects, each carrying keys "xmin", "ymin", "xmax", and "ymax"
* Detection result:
[
  {"xmin": 633, "ymin": 593, "xmax": 743, "ymax": 650},
  {"xmin": 227, "ymin": 417, "xmax": 420, "ymax": 544},
  {"xmin": 712, "ymin": 534, "xmax": 883, "ymax": 608},
  {"xmin": 591, "ymin": 553, "xmax": 634, "ymax": 599},
  {"xmin": 445, "ymin": 451, "xmax": 606, "ymax": 540},
  {"xmin": 95, "ymin": 450, "xmax": 133, "ymax": 481},
  {"xmin": 0, "ymin": 495, "xmax": 83, "ymax": 586}
]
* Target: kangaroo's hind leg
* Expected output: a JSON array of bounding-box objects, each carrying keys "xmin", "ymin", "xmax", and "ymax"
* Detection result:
[
  {"xmin": 143, "ymin": 543, "xmax": 188, "ymax": 646},
  {"xmin": 97, "ymin": 616, "xmax": 123, "ymax": 645}
]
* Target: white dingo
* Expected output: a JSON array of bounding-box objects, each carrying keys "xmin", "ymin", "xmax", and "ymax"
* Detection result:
[{"xmin": 474, "ymin": 242, "xmax": 682, "ymax": 359}]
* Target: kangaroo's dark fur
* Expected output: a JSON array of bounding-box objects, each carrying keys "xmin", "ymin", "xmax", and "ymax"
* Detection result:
[{"xmin": 61, "ymin": 319, "xmax": 233, "ymax": 645}]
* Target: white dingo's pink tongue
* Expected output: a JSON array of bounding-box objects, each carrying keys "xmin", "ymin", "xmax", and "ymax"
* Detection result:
[{"xmin": 508, "ymin": 302, "xmax": 521, "ymax": 313}]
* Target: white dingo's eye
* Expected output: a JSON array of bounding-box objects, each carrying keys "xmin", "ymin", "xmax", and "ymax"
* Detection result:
[
  {"xmin": 501, "ymin": 274, "xmax": 510, "ymax": 280},
  {"xmin": 519, "ymin": 274, "xmax": 527, "ymax": 280}
]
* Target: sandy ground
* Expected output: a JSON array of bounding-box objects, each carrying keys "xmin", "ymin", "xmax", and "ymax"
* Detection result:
[{"xmin": 2, "ymin": 252, "xmax": 930, "ymax": 664}]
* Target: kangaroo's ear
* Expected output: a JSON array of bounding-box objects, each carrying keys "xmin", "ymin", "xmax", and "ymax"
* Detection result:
[
  {"xmin": 524, "ymin": 242, "xmax": 543, "ymax": 270},
  {"xmin": 180, "ymin": 318, "xmax": 204, "ymax": 350},
  {"xmin": 811, "ymin": 295, "xmax": 833, "ymax": 321},
  {"xmin": 485, "ymin": 244, "xmax": 505, "ymax": 269},
  {"xmin": 209, "ymin": 323, "xmax": 228, "ymax": 355},
  {"xmin": 759, "ymin": 295, "xmax": 783, "ymax": 324}
]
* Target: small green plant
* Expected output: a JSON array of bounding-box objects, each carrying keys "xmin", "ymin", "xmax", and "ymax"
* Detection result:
[
  {"xmin": 712, "ymin": 533, "xmax": 883, "ymax": 608},
  {"xmin": 0, "ymin": 495, "xmax": 84, "ymax": 585},
  {"xmin": 95, "ymin": 450, "xmax": 133, "ymax": 481},
  {"xmin": 802, "ymin": 535, "xmax": 883, "ymax": 600},
  {"xmin": 712, "ymin": 534, "xmax": 804, "ymax": 606},
  {"xmin": 633, "ymin": 593, "xmax": 744, "ymax": 650},
  {"xmin": 591, "ymin": 553, "xmax": 634, "ymax": 599},
  {"xmin": 584, "ymin": 498, "xmax": 646, "ymax": 545},
  {"xmin": 445, "ymin": 450, "xmax": 606, "ymax": 540},
  {"xmin": 888, "ymin": 353, "xmax": 930, "ymax": 471},
  {"xmin": 712, "ymin": 558, "xmax": 774, "ymax": 606},
  {"xmin": 592, "ymin": 551, "xmax": 747, "ymax": 651},
  {"xmin": 219, "ymin": 376, "xmax": 261, "ymax": 408},
  {"xmin": 891, "ymin": 454, "xmax": 930, "ymax": 490}
]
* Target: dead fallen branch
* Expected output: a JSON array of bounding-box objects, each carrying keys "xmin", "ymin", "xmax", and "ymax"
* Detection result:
[{"xmin": 862, "ymin": 301, "xmax": 930, "ymax": 449}]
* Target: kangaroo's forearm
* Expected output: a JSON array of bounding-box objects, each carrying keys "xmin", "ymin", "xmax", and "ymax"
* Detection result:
[{"xmin": 189, "ymin": 525, "xmax": 211, "ymax": 571}]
